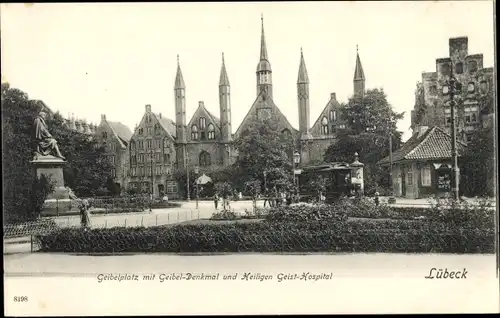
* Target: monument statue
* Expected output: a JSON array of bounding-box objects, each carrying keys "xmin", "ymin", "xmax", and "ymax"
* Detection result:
[{"xmin": 33, "ymin": 111, "xmax": 65, "ymax": 160}]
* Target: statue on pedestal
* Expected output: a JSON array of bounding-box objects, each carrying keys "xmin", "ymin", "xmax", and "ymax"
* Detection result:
[{"xmin": 33, "ymin": 111, "xmax": 65, "ymax": 160}]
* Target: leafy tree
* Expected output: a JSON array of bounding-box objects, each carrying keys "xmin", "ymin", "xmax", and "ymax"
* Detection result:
[
  {"xmin": 45, "ymin": 112, "xmax": 113, "ymax": 197},
  {"xmin": 32, "ymin": 175, "xmax": 56, "ymax": 217},
  {"xmin": 232, "ymin": 120, "xmax": 294, "ymax": 191},
  {"xmin": 2, "ymin": 83, "xmax": 49, "ymax": 222},
  {"xmin": 461, "ymin": 126, "xmax": 495, "ymax": 197},
  {"xmin": 2, "ymin": 83, "xmax": 113, "ymax": 222},
  {"xmin": 341, "ymin": 88, "xmax": 404, "ymax": 136},
  {"xmin": 325, "ymin": 89, "xmax": 404, "ymax": 195}
]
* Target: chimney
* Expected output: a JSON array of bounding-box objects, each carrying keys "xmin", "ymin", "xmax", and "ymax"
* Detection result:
[
  {"xmin": 145, "ymin": 104, "xmax": 152, "ymax": 112},
  {"xmin": 159, "ymin": 113, "xmax": 162, "ymax": 119},
  {"xmin": 415, "ymin": 125, "xmax": 429, "ymax": 138},
  {"xmin": 199, "ymin": 101, "xmax": 204, "ymax": 107},
  {"xmin": 101, "ymin": 114, "xmax": 106, "ymax": 121},
  {"xmin": 330, "ymin": 92, "xmax": 337, "ymax": 100}
]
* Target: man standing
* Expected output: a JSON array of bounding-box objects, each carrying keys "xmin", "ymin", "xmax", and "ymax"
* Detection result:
[
  {"xmin": 33, "ymin": 111, "xmax": 65, "ymax": 159},
  {"xmin": 214, "ymin": 193, "xmax": 219, "ymax": 210}
]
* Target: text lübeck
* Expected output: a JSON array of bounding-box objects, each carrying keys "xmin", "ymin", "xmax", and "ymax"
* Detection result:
[{"xmin": 425, "ymin": 268, "xmax": 468, "ymax": 279}]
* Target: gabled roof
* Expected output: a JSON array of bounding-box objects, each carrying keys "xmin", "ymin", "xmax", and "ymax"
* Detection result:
[
  {"xmin": 378, "ymin": 126, "xmax": 468, "ymax": 165},
  {"xmin": 234, "ymin": 90, "xmax": 297, "ymax": 138},
  {"xmin": 153, "ymin": 113, "xmax": 177, "ymax": 139},
  {"xmin": 187, "ymin": 103, "xmax": 221, "ymax": 133},
  {"xmin": 311, "ymin": 95, "xmax": 342, "ymax": 134},
  {"xmin": 107, "ymin": 121, "xmax": 133, "ymax": 148}
]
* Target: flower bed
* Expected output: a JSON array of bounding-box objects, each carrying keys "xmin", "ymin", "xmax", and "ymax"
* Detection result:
[{"xmin": 36, "ymin": 219, "xmax": 495, "ymax": 254}]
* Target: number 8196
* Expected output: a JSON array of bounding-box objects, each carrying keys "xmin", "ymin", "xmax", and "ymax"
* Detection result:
[{"xmin": 14, "ymin": 296, "xmax": 28, "ymax": 302}]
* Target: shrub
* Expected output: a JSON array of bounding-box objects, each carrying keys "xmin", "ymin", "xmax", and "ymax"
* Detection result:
[
  {"xmin": 210, "ymin": 210, "xmax": 238, "ymax": 220},
  {"xmin": 37, "ymin": 219, "xmax": 495, "ymax": 253},
  {"xmin": 265, "ymin": 203, "xmax": 348, "ymax": 223}
]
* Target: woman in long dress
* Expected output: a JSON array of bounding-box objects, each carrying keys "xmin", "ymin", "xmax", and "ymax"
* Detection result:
[{"xmin": 80, "ymin": 199, "xmax": 91, "ymax": 229}]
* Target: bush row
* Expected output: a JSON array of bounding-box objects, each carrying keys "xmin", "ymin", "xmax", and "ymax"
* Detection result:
[{"xmin": 36, "ymin": 219, "xmax": 495, "ymax": 254}]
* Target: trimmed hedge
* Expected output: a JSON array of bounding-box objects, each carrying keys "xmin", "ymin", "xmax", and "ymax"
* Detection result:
[{"xmin": 37, "ymin": 218, "xmax": 495, "ymax": 254}]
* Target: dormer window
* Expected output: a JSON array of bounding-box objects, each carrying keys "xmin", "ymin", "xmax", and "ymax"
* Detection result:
[
  {"xmin": 208, "ymin": 124, "xmax": 215, "ymax": 140},
  {"xmin": 191, "ymin": 125, "xmax": 199, "ymax": 140}
]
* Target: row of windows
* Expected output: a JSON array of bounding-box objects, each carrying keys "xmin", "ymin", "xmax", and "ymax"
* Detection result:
[
  {"xmin": 192, "ymin": 122, "xmax": 216, "ymax": 140},
  {"xmin": 130, "ymin": 138, "xmax": 172, "ymax": 150},
  {"xmin": 438, "ymin": 81, "xmax": 489, "ymax": 96},
  {"xmin": 130, "ymin": 166, "xmax": 172, "ymax": 177},
  {"xmin": 444, "ymin": 105, "xmax": 479, "ymax": 125},
  {"xmin": 131, "ymin": 153, "xmax": 172, "ymax": 165},
  {"xmin": 129, "ymin": 181, "xmax": 178, "ymax": 194},
  {"xmin": 440, "ymin": 60, "xmax": 479, "ymax": 76},
  {"xmin": 320, "ymin": 110, "xmax": 345, "ymax": 135},
  {"xmin": 130, "ymin": 151, "xmax": 213, "ymax": 167}
]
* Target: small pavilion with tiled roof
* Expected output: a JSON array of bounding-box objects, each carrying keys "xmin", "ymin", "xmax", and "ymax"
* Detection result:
[{"xmin": 378, "ymin": 126, "xmax": 467, "ymax": 199}]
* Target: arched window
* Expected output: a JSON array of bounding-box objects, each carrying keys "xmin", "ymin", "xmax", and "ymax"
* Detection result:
[
  {"xmin": 281, "ymin": 128, "xmax": 291, "ymax": 140},
  {"xmin": 199, "ymin": 151, "xmax": 211, "ymax": 167},
  {"xmin": 208, "ymin": 124, "xmax": 215, "ymax": 140},
  {"xmin": 130, "ymin": 141, "xmax": 136, "ymax": 150},
  {"xmin": 321, "ymin": 117, "xmax": 329, "ymax": 135},
  {"xmin": 329, "ymin": 110, "xmax": 336, "ymax": 122},
  {"xmin": 199, "ymin": 117, "xmax": 206, "ymax": 129},
  {"xmin": 163, "ymin": 137, "xmax": 169, "ymax": 149},
  {"xmin": 455, "ymin": 62, "xmax": 463, "ymax": 74},
  {"xmin": 191, "ymin": 125, "xmax": 199, "ymax": 140}
]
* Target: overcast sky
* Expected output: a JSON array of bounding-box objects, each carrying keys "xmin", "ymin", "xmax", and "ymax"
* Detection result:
[{"xmin": 1, "ymin": 2, "xmax": 495, "ymax": 141}]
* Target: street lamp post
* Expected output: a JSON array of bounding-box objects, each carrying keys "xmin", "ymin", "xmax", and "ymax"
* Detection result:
[
  {"xmin": 293, "ymin": 151, "xmax": 300, "ymax": 190},
  {"xmin": 263, "ymin": 170, "xmax": 267, "ymax": 190},
  {"xmin": 444, "ymin": 66, "xmax": 461, "ymax": 200},
  {"xmin": 194, "ymin": 166, "xmax": 199, "ymax": 210},
  {"xmin": 388, "ymin": 133, "xmax": 396, "ymax": 204},
  {"xmin": 150, "ymin": 150, "xmax": 154, "ymax": 212},
  {"xmin": 185, "ymin": 151, "xmax": 190, "ymax": 201}
]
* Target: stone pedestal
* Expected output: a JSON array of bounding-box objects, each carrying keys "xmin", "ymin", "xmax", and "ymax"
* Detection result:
[{"xmin": 31, "ymin": 155, "xmax": 75, "ymax": 216}]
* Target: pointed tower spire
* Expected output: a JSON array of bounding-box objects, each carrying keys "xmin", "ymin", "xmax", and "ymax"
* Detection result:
[
  {"xmin": 175, "ymin": 54, "xmax": 185, "ymax": 89},
  {"xmin": 353, "ymin": 45, "xmax": 365, "ymax": 80},
  {"xmin": 297, "ymin": 47, "xmax": 309, "ymax": 84},
  {"xmin": 353, "ymin": 45, "xmax": 365, "ymax": 97},
  {"xmin": 219, "ymin": 52, "xmax": 230, "ymax": 86},
  {"xmin": 260, "ymin": 14, "xmax": 268, "ymax": 61}
]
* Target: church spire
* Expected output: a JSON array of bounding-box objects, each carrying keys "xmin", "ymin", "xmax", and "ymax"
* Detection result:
[
  {"xmin": 256, "ymin": 14, "xmax": 271, "ymax": 73},
  {"xmin": 219, "ymin": 52, "xmax": 230, "ymax": 86},
  {"xmin": 353, "ymin": 45, "xmax": 365, "ymax": 97},
  {"xmin": 260, "ymin": 14, "xmax": 268, "ymax": 61},
  {"xmin": 174, "ymin": 54, "xmax": 185, "ymax": 89},
  {"xmin": 297, "ymin": 47, "xmax": 309, "ymax": 84},
  {"xmin": 353, "ymin": 45, "xmax": 365, "ymax": 81}
]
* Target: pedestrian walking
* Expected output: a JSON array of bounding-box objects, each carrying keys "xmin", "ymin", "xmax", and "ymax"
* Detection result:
[
  {"xmin": 214, "ymin": 193, "xmax": 219, "ymax": 210},
  {"xmin": 79, "ymin": 199, "xmax": 91, "ymax": 229},
  {"xmin": 374, "ymin": 191, "xmax": 380, "ymax": 206}
]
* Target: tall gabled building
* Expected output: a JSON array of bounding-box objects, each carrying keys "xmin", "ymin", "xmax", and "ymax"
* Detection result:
[
  {"xmin": 411, "ymin": 37, "xmax": 495, "ymax": 143},
  {"xmin": 96, "ymin": 114, "xmax": 133, "ymax": 192},
  {"xmin": 126, "ymin": 16, "xmax": 372, "ymax": 198}
]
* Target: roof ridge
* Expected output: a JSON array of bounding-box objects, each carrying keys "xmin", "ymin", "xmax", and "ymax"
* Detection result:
[
  {"xmin": 405, "ymin": 126, "xmax": 436, "ymax": 159},
  {"xmin": 311, "ymin": 97, "xmax": 341, "ymax": 131},
  {"xmin": 152, "ymin": 112, "xmax": 175, "ymax": 141}
]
